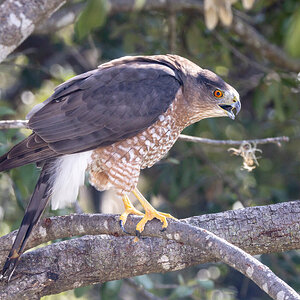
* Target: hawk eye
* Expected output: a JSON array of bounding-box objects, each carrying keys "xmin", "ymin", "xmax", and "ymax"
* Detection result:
[{"xmin": 214, "ymin": 89, "xmax": 223, "ymax": 98}]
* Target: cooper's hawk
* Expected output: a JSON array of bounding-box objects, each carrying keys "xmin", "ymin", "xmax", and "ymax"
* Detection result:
[{"xmin": 0, "ymin": 54, "xmax": 240, "ymax": 279}]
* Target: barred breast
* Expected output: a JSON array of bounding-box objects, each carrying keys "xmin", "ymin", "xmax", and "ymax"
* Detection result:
[{"xmin": 88, "ymin": 89, "xmax": 191, "ymax": 196}]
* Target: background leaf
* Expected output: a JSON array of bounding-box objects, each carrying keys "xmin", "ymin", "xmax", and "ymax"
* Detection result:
[
  {"xmin": 285, "ymin": 7, "xmax": 300, "ymax": 57},
  {"xmin": 75, "ymin": 0, "xmax": 109, "ymax": 40}
]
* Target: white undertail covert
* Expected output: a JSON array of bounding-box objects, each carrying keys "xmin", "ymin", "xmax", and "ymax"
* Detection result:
[{"xmin": 50, "ymin": 151, "xmax": 92, "ymax": 209}]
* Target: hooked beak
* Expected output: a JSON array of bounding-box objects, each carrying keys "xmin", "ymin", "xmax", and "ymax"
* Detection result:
[{"xmin": 219, "ymin": 97, "xmax": 241, "ymax": 120}]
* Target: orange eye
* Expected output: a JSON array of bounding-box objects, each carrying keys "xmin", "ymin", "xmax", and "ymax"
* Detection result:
[{"xmin": 214, "ymin": 90, "xmax": 223, "ymax": 98}]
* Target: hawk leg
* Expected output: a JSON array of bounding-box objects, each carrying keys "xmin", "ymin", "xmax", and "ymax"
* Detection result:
[
  {"xmin": 132, "ymin": 188, "xmax": 177, "ymax": 236},
  {"xmin": 119, "ymin": 195, "xmax": 144, "ymax": 233}
]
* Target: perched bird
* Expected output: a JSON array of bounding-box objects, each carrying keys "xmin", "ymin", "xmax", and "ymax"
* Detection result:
[{"xmin": 0, "ymin": 54, "xmax": 240, "ymax": 279}]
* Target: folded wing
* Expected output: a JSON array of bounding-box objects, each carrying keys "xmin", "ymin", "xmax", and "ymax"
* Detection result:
[{"xmin": 0, "ymin": 56, "xmax": 182, "ymax": 171}]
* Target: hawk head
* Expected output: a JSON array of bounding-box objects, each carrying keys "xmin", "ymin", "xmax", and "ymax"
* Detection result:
[{"xmin": 186, "ymin": 68, "xmax": 241, "ymax": 121}]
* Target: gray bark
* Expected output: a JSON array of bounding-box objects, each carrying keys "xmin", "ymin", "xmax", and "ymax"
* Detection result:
[
  {"xmin": 0, "ymin": 200, "xmax": 299, "ymax": 299},
  {"xmin": 0, "ymin": 0, "xmax": 66, "ymax": 63}
]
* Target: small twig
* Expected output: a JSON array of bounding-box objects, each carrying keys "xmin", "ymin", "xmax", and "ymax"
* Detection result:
[
  {"xmin": 179, "ymin": 134, "xmax": 289, "ymax": 146},
  {"xmin": 0, "ymin": 120, "xmax": 290, "ymax": 148},
  {"xmin": 0, "ymin": 120, "xmax": 28, "ymax": 129}
]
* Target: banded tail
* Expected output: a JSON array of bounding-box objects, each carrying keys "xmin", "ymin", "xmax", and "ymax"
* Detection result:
[
  {"xmin": 0, "ymin": 147, "xmax": 91, "ymax": 280},
  {"xmin": 1, "ymin": 161, "xmax": 55, "ymax": 280}
]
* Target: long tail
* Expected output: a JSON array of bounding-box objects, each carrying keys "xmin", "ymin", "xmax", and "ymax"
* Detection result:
[{"xmin": 1, "ymin": 160, "xmax": 55, "ymax": 280}]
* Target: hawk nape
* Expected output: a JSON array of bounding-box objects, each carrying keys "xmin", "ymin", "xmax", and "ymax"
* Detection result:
[{"xmin": 0, "ymin": 54, "xmax": 241, "ymax": 280}]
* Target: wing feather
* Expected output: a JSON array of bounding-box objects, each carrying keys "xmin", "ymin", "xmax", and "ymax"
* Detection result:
[
  {"xmin": 0, "ymin": 56, "xmax": 183, "ymax": 171},
  {"xmin": 29, "ymin": 58, "xmax": 182, "ymax": 153}
]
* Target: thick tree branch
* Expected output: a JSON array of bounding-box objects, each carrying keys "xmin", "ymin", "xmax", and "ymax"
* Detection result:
[
  {"xmin": 33, "ymin": 0, "xmax": 300, "ymax": 72},
  {"xmin": 0, "ymin": 201, "xmax": 299, "ymax": 299},
  {"xmin": 0, "ymin": 0, "xmax": 66, "ymax": 63}
]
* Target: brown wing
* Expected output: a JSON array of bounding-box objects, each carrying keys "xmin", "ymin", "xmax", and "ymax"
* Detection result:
[{"xmin": 0, "ymin": 56, "xmax": 183, "ymax": 171}]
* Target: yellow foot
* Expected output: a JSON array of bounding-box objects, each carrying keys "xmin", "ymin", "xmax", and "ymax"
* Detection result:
[
  {"xmin": 135, "ymin": 209, "xmax": 176, "ymax": 235},
  {"xmin": 132, "ymin": 188, "xmax": 177, "ymax": 236},
  {"xmin": 119, "ymin": 195, "xmax": 144, "ymax": 234}
]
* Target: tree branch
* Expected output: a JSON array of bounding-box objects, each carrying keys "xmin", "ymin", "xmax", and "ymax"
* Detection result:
[
  {"xmin": 0, "ymin": 120, "xmax": 290, "ymax": 147},
  {"xmin": 0, "ymin": 120, "xmax": 28, "ymax": 129},
  {"xmin": 179, "ymin": 134, "xmax": 289, "ymax": 146},
  {"xmin": 32, "ymin": 0, "xmax": 300, "ymax": 72},
  {"xmin": 0, "ymin": 201, "xmax": 299, "ymax": 299},
  {"xmin": 0, "ymin": 0, "xmax": 67, "ymax": 64}
]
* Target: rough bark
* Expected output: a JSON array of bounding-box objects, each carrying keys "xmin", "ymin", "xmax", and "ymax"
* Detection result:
[
  {"xmin": 0, "ymin": 201, "xmax": 299, "ymax": 299},
  {"xmin": 0, "ymin": 0, "xmax": 66, "ymax": 63}
]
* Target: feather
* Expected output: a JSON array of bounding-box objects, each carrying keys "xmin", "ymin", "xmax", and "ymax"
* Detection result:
[
  {"xmin": 50, "ymin": 151, "xmax": 92, "ymax": 209},
  {"xmin": 1, "ymin": 56, "xmax": 183, "ymax": 171},
  {"xmin": 1, "ymin": 160, "xmax": 55, "ymax": 280}
]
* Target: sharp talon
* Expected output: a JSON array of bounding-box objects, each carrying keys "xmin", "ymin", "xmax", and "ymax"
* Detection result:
[
  {"xmin": 135, "ymin": 230, "xmax": 141, "ymax": 238},
  {"xmin": 119, "ymin": 219, "xmax": 125, "ymax": 231},
  {"xmin": 131, "ymin": 188, "xmax": 177, "ymax": 235},
  {"xmin": 120, "ymin": 195, "xmax": 144, "ymax": 235},
  {"xmin": 119, "ymin": 220, "xmax": 130, "ymax": 234},
  {"xmin": 160, "ymin": 227, "xmax": 166, "ymax": 232}
]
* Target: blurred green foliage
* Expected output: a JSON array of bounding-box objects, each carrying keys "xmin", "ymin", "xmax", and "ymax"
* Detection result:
[
  {"xmin": 285, "ymin": 6, "xmax": 300, "ymax": 57},
  {"xmin": 0, "ymin": 0, "xmax": 300, "ymax": 299},
  {"xmin": 75, "ymin": 0, "xmax": 108, "ymax": 40}
]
